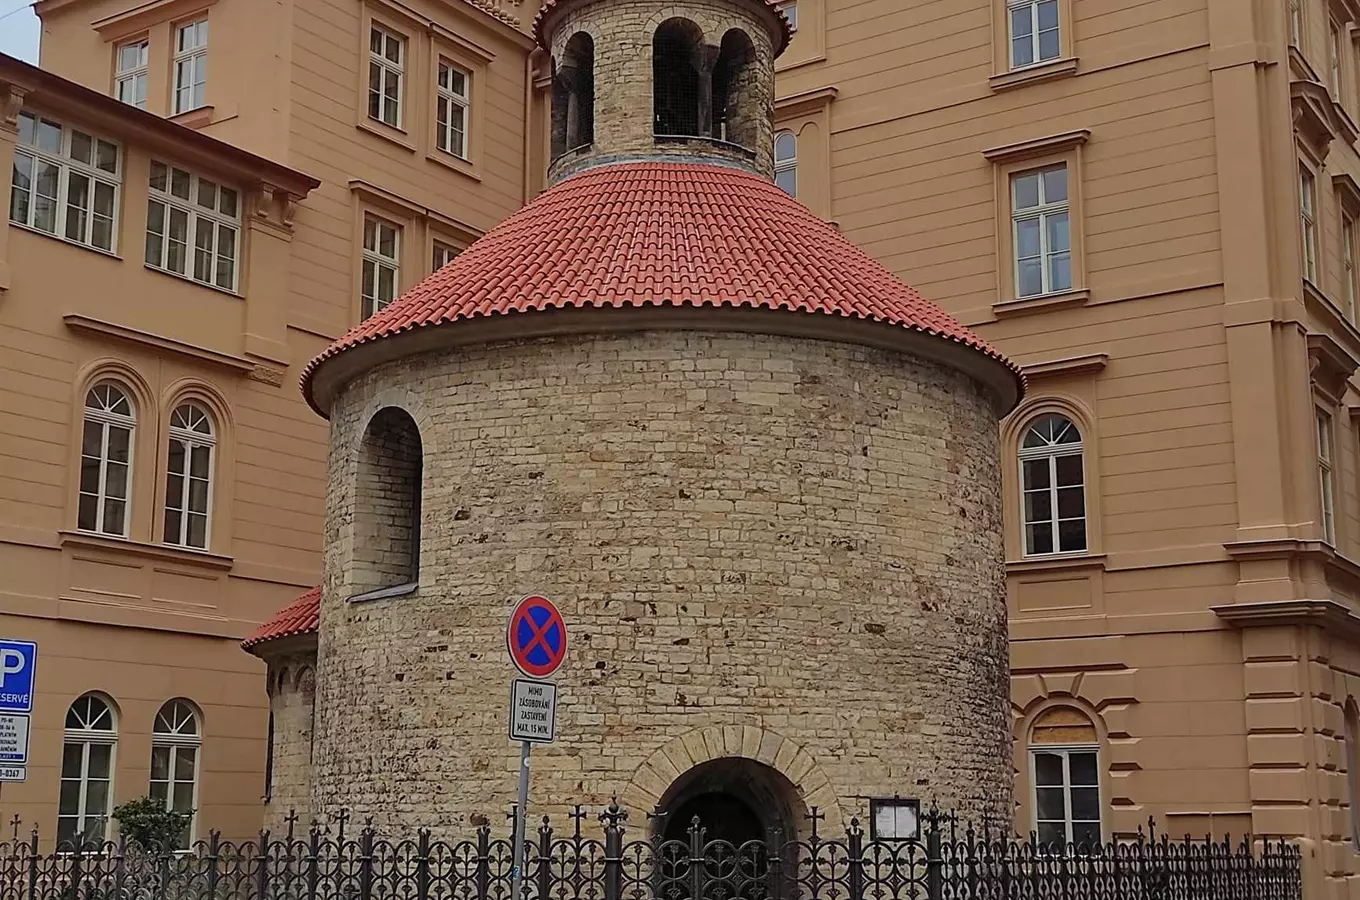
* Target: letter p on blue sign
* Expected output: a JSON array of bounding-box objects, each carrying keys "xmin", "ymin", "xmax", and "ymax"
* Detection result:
[{"xmin": 0, "ymin": 641, "xmax": 36, "ymax": 714}]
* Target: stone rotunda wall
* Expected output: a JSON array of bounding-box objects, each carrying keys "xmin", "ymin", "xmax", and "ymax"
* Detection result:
[{"xmin": 312, "ymin": 329, "xmax": 1010, "ymax": 834}]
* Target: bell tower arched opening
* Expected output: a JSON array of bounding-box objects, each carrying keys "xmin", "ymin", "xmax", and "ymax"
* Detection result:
[
  {"xmin": 551, "ymin": 32, "xmax": 595, "ymax": 161},
  {"xmin": 713, "ymin": 29, "xmax": 757, "ymax": 147},
  {"xmin": 653, "ymin": 18, "xmax": 705, "ymax": 139}
]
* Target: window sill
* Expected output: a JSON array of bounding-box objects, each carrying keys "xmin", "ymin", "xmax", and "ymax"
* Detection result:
[
  {"xmin": 993, "ymin": 288, "xmax": 1090, "ymax": 317},
  {"xmin": 11, "ymin": 221, "xmax": 121, "ymax": 261},
  {"xmin": 170, "ymin": 106, "xmax": 215, "ymax": 130},
  {"xmin": 348, "ymin": 581, "xmax": 418, "ymax": 603},
  {"xmin": 144, "ymin": 262, "xmax": 242, "ymax": 299},
  {"xmin": 59, "ymin": 530, "xmax": 234, "ymax": 571},
  {"xmin": 1006, "ymin": 553, "xmax": 1106, "ymax": 574},
  {"xmin": 990, "ymin": 57, "xmax": 1078, "ymax": 92},
  {"xmin": 356, "ymin": 118, "xmax": 417, "ymax": 153},
  {"xmin": 427, "ymin": 149, "xmax": 481, "ymax": 182}
]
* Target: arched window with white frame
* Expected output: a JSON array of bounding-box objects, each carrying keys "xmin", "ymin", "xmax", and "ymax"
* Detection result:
[
  {"xmin": 1028, "ymin": 706, "xmax": 1101, "ymax": 846},
  {"xmin": 151, "ymin": 699, "xmax": 202, "ymax": 849},
  {"xmin": 59, "ymin": 693, "xmax": 118, "ymax": 846},
  {"xmin": 163, "ymin": 402, "xmax": 214, "ymax": 550},
  {"xmin": 79, "ymin": 382, "xmax": 135, "ymax": 537},
  {"xmin": 1019, "ymin": 412, "xmax": 1086, "ymax": 556},
  {"xmin": 774, "ymin": 130, "xmax": 797, "ymax": 196}
]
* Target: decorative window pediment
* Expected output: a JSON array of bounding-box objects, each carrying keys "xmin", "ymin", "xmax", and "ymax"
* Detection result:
[
  {"xmin": 1294, "ymin": 80, "xmax": 1350, "ymax": 161},
  {"xmin": 1309, "ymin": 332, "xmax": 1360, "ymax": 402}
]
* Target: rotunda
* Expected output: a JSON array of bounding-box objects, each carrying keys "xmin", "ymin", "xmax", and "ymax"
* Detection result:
[{"xmin": 245, "ymin": 0, "xmax": 1024, "ymax": 841}]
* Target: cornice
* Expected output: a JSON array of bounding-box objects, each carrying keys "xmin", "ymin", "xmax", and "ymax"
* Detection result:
[
  {"xmin": 1212, "ymin": 599, "xmax": 1360, "ymax": 639},
  {"xmin": 349, "ymin": 179, "xmax": 485, "ymax": 244},
  {"xmin": 1308, "ymin": 331, "xmax": 1360, "ymax": 402},
  {"xmin": 1019, "ymin": 353, "xmax": 1108, "ymax": 380},
  {"xmin": 774, "ymin": 86, "xmax": 838, "ymax": 120},
  {"xmin": 983, "ymin": 129, "xmax": 1091, "ymax": 164},
  {"xmin": 63, "ymin": 314, "xmax": 258, "ymax": 375}
]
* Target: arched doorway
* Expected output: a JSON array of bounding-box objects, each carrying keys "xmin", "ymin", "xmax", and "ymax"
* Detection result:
[{"xmin": 655, "ymin": 757, "xmax": 804, "ymax": 846}]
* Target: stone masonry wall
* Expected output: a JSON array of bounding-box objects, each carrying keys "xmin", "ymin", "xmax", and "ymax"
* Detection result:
[
  {"xmin": 546, "ymin": 0, "xmax": 777, "ymax": 183},
  {"xmin": 313, "ymin": 330, "xmax": 1010, "ymax": 836},
  {"xmin": 263, "ymin": 653, "xmax": 316, "ymax": 831}
]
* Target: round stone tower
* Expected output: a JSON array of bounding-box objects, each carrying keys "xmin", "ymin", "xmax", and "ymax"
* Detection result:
[{"xmin": 264, "ymin": 0, "xmax": 1025, "ymax": 841}]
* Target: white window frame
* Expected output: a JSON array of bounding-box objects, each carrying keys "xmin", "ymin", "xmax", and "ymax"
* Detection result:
[
  {"xmin": 1319, "ymin": 409, "xmax": 1336, "ymax": 544},
  {"xmin": 362, "ymin": 215, "xmax": 401, "ymax": 318},
  {"xmin": 163, "ymin": 402, "xmax": 215, "ymax": 550},
  {"xmin": 1332, "ymin": 19, "xmax": 1346, "ymax": 100},
  {"xmin": 1291, "ymin": 0, "xmax": 1304, "ymax": 46},
  {"xmin": 776, "ymin": 0, "xmax": 798, "ymax": 33},
  {"xmin": 59, "ymin": 694, "xmax": 118, "ymax": 847},
  {"xmin": 173, "ymin": 18, "xmax": 209, "ymax": 114},
  {"xmin": 368, "ymin": 25, "xmax": 406, "ymax": 128},
  {"xmin": 10, "ymin": 112, "xmax": 121, "ymax": 253},
  {"xmin": 79, "ymin": 383, "xmax": 136, "ymax": 538},
  {"xmin": 146, "ymin": 161, "xmax": 241, "ymax": 292},
  {"xmin": 1019, "ymin": 413, "xmax": 1086, "ymax": 557},
  {"xmin": 1007, "ymin": 0, "xmax": 1061, "ymax": 70},
  {"xmin": 1011, "ymin": 164, "xmax": 1071, "ymax": 299},
  {"xmin": 1303, "ymin": 166, "xmax": 1319, "ymax": 284},
  {"xmin": 115, "ymin": 39, "xmax": 149, "ymax": 109},
  {"xmin": 1029, "ymin": 745, "xmax": 1101, "ymax": 845},
  {"xmin": 432, "ymin": 240, "xmax": 460, "ymax": 271},
  {"xmin": 1345, "ymin": 211, "xmax": 1357, "ymax": 321},
  {"xmin": 436, "ymin": 60, "xmax": 470, "ymax": 159},
  {"xmin": 774, "ymin": 130, "xmax": 797, "ymax": 197},
  {"xmin": 151, "ymin": 699, "xmax": 202, "ymax": 849}
]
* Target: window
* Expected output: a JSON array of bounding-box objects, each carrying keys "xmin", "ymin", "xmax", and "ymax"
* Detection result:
[
  {"xmin": 1019, "ymin": 413, "xmax": 1085, "ymax": 556},
  {"xmin": 173, "ymin": 19, "xmax": 209, "ymax": 114},
  {"xmin": 1030, "ymin": 707, "xmax": 1101, "ymax": 846},
  {"xmin": 1302, "ymin": 166, "xmax": 1319, "ymax": 283},
  {"xmin": 59, "ymin": 694, "xmax": 117, "ymax": 846},
  {"xmin": 10, "ymin": 112, "xmax": 120, "ymax": 252},
  {"xmin": 774, "ymin": 131, "xmax": 797, "ymax": 196},
  {"xmin": 1008, "ymin": 0, "xmax": 1060, "ymax": 69},
  {"xmin": 436, "ymin": 61, "xmax": 470, "ymax": 158},
  {"xmin": 869, "ymin": 798, "xmax": 920, "ymax": 840},
  {"xmin": 776, "ymin": 0, "xmax": 798, "ymax": 32},
  {"xmin": 1332, "ymin": 20, "xmax": 1345, "ymax": 99},
  {"xmin": 115, "ymin": 40, "xmax": 149, "ymax": 109},
  {"xmin": 79, "ymin": 383, "xmax": 135, "ymax": 538},
  {"xmin": 368, "ymin": 26, "xmax": 405, "ymax": 128},
  {"xmin": 1345, "ymin": 212, "xmax": 1357, "ymax": 320},
  {"xmin": 352, "ymin": 407, "xmax": 423, "ymax": 598},
  {"xmin": 151, "ymin": 699, "xmax": 201, "ymax": 850},
  {"xmin": 146, "ymin": 161, "xmax": 240, "ymax": 291},
  {"xmin": 362, "ymin": 215, "xmax": 401, "ymax": 318},
  {"xmin": 1319, "ymin": 410, "xmax": 1336, "ymax": 544},
  {"xmin": 432, "ymin": 241, "xmax": 460, "ymax": 271},
  {"xmin": 1012, "ymin": 164, "xmax": 1070, "ymax": 298},
  {"xmin": 653, "ymin": 18, "xmax": 704, "ymax": 137},
  {"xmin": 1291, "ymin": 0, "xmax": 1303, "ymax": 46},
  {"xmin": 163, "ymin": 402, "xmax": 214, "ymax": 550}
]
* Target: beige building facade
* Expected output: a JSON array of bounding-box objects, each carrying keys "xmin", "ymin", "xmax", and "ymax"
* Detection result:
[{"xmin": 11, "ymin": 0, "xmax": 1360, "ymax": 894}]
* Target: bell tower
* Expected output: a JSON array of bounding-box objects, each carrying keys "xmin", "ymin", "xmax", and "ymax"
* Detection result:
[{"xmin": 536, "ymin": 0, "xmax": 789, "ymax": 184}]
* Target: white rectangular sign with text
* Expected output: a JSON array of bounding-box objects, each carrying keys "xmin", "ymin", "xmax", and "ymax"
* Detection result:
[
  {"xmin": 0, "ymin": 714, "xmax": 30, "ymax": 766},
  {"xmin": 509, "ymin": 679, "xmax": 557, "ymax": 743}
]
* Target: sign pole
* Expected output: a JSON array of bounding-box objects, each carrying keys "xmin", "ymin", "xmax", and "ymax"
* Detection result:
[{"xmin": 510, "ymin": 740, "xmax": 531, "ymax": 900}]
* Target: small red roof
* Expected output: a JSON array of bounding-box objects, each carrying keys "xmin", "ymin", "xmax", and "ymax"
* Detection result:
[
  {"xmin": 532, "ymin": 0, "xmax": 793, "ymax": 54},
  {"xmin": 242, "ymin": 586, "xmax": 320, "ymax": 652},
  {"xmin": 301, "ymin": 161, "xmax": 1021, "ymax": 413}
]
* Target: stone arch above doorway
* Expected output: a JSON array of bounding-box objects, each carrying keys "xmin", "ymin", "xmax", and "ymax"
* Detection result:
[{"xmin": 622, "ymin": 726, "xmax": 844, "ymax": 837}]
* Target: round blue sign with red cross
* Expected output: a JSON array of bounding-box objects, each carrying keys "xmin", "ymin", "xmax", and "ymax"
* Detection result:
[{"xmin": 507, "ymin": 594, "xmax": 567, "ymax": 678}]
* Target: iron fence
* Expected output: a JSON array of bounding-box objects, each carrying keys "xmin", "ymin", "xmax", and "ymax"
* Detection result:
[{"xmin": 0, "ymin": 805, "xmax": 1302, "ymax": 900}]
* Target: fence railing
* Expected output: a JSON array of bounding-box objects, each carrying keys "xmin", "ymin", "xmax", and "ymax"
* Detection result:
[{"xmin": 0, "ymin": 805, "xmax": 1303, "ymax": 900}]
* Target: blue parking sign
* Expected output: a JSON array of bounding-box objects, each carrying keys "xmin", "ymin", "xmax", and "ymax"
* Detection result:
[{"xmin": 0, "ymin": 641, "xmax": 36, "ymax": 713}]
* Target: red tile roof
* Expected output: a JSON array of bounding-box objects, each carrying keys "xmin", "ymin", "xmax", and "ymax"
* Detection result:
[
  {"xmin": 242, "ymin": 586, "xmax": 320, "ymax": 652},
  {"xmin": 532, "ymin": 0, "xmax": 793, "ymax": 54},
  {"xmin": 301, "ymin": 161, "xmax": 1022, "ymax": 413}
]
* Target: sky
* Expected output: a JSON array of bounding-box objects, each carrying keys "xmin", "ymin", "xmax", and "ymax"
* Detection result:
[{"xmin": 0, "ymin": 4, "xmax": 41, "ymax": 64}]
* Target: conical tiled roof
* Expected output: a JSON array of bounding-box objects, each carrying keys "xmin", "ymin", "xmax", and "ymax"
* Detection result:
[
  {"xmin": 242, "ymin": 586, "xmax": 320, "ymax": 653},
  {"xmin": 301, "ymin": 161, "xmax": 1023, "ymax": 414}
]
